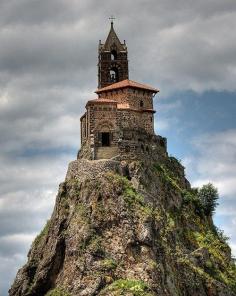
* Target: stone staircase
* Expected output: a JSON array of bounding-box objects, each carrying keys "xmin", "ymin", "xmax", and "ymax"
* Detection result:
[{"xmin": 96, "ymin": 147, "xmax": 119, "ymax": 160}]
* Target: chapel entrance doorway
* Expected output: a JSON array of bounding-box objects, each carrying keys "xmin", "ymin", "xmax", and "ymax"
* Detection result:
[{"xmin": 101, "ymin": 132, "xmax": 110, "ymax": 147}]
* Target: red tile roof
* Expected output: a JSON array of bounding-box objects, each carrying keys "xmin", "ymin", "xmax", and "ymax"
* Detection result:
[
  {"xmin": 95, "ymin": 79, "xmax": 159, "ymax": 93},
  {"xmin": 86, "ymin": 98, "xmax": 117, "ymax": 105}
]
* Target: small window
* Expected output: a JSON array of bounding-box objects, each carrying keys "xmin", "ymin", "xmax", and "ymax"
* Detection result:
[{"xmin": 140, "ymin": 100, "xmax": 144, "ymax": 107}]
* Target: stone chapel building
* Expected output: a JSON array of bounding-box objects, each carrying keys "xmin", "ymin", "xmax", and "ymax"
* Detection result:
[{"xmin": 78, "ymin": 21, "xmax": 166, "ymax": 160}]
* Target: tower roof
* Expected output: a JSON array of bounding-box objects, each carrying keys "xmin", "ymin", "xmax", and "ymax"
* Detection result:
[
  {"xmin": 95, "ymin": 79, "xmax": 159, "ymax": 94},
  {"xmin": 86, "ymin": 98, "xmax": 117, "ymax": 106},
  {"xmin": 101, "ymin": 22, "xmax": 126, "ymax": 52}
]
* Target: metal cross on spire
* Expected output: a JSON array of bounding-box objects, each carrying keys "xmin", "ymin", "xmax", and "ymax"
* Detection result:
[{"xmin": 109, "ymin": 15, "xmax": 116, "ymax": 26}]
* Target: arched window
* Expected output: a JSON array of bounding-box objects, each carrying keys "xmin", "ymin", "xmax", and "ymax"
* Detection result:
[
  {"xmin": 111, "ymin": 50, "xmax": 117, "ymax": 61},
  {"xmin": 109, "ymin": 68, "xmax": 118, "ymax": 82},
  {"xmin": 140, "ymin": 100, "xmax": 144, "ymax": 107}
]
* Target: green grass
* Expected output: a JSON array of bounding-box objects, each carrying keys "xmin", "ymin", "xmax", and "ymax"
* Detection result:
[{"xmin": 102, "ymin": 279, "xmax": 153, "ymax": 296}]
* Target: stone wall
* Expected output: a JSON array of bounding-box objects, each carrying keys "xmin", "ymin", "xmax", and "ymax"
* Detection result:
[
  {"xmin": 66, "ymin": 158, "xmax": 121, "ymax": 182},
  {"xmin": 88, "ymin": 104, "xmax": 119, "ymax": 147},
  {"xmin": 99, "ymin": 88, "xmax": 154, "ymax": 110},
  {"xmin": 80, "ymin": 115, "xmax": 87, "ymax": 145},
  {"xmin": 79, "ymin": 86, "xmax": 158, "ymax": 160},
  {"xmin": 117, "ymin": 109, "xmax": 154, "ymax": 134},
  {"xmin": 78, "ymin": 131, "xmax": 167, "ymax": 161},
  {"xmin": 117, "ymin": 132, "xmax": 167, "ymax": 160}
]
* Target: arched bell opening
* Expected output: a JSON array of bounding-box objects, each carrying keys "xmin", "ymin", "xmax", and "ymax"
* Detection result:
[
  {"xmin": 109, "ymin": 67, "xmax": 119, "ymax": 83},
  {"xmin": 111, "ymin": 50, "xmax": 117, "ymax": 61}
]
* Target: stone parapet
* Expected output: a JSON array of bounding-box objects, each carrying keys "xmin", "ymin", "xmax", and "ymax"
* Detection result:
[
  {"xmin": 77, "ymin": 133, "xmax": 167, "ymax": 162},
  {"xmin": 66, "ymin": 159, "xmax": 121, "ymax": 182}
]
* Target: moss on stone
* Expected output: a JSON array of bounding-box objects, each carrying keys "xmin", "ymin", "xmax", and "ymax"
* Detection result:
[
  {"xmin": 88, "ymin": 235, "xmax": 105, "ymax": 256},
  {"xmin": 105, "ymin": 172, "xmax": 154, "ymax": 220},
  {"xmin": 100, "ymin": 258, "xmax": 117, "ymax": 271},
  {"xmin": 194, "ymin": 231, "xmax": 236, "ymax": 292},
  {"xmin": 45, "ymin": 287, "xmax": 71, "ymax": 296},
  {"xmin": 101, "ymin": 279, "xmax": 154, "ymax": 296},
  {"xmin": 75, "ymin": 202, "xmax": 90, "ymax": 224},
  {"xmin": 153, "ymin": 163, "xmax": 182, "ymax": 192}
]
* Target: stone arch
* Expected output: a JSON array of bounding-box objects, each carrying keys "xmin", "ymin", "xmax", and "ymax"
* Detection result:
[
  {"xmin": 111, "ymin": 50, "xmax": 117, "ymax": 61},
  {"xmin": 109, "ymin": 67, "xmax": 119, "ymax": 82},
  {"xmin": 108, "ymin": 63, "xmax": 121, "ymax": 83},
  {"xmin": 95, "ymin": 121, "xmax": 115, "ymax": 147},
  {"xmin": 94, "ymin": 120, "xmax": 114, "ymax": 132}
]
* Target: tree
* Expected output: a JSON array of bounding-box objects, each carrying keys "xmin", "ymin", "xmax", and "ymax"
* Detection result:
[{"xmin": 198, "ymin": 183, "xmax": 219, "ymax": 216}]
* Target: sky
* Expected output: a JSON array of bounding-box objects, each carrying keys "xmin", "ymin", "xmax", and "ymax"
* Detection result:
[{"xmin": 0, "ymin": 0, "xmax": 236, "ymax": 295}]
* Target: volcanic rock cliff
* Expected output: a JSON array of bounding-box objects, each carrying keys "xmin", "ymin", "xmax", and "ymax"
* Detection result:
[{"xmin": 10, "ymin": 139, "xmax": 236, "ymax": 296}]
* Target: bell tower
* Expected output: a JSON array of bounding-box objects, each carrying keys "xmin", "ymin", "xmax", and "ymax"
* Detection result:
[{"xmin": 98, "ymin": 20, "xmax": 129, "ymax": 88}]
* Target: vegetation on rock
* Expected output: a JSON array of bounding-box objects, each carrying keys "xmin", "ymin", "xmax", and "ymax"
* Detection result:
[
  {"xmin": 10, "ymin": 156, "xmax": 236, "ymax": 296},
  {"xmin": 45, "ymin": 288, "xmax": 71, "ymax": 296},
  {"xmin": 33, "ymin": 220, "xmax": 50, "ymax": 247},
  {"xmin": 100, "ymin": 279, "xmax": 153, "ymax": 296}
]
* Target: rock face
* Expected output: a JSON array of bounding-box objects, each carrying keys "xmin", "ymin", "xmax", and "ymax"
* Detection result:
[{"xmin": 10, "ymin": 141, "xmax": 236, "ymax": 296}]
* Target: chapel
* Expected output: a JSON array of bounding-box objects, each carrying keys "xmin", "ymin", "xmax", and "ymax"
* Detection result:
[{"xmin": 78, "ymin": 21, "xmax": 166, "ymax": 160}]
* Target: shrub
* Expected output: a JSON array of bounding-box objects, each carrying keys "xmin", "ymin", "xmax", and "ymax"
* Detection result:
[
  {"xmin": 45, "ymin": 287, "xmax": 71, "ymax": 296},
  {"xmin": 198, "ymin": 183, "xmax": 219, "ymax": 216},
  {"xmin": 182, "ymin": 190, "xmax": 204, "ymax": 216},
  {"xmin": 214, "ymin": 226, "xmax": 229, "ymax": 243}
]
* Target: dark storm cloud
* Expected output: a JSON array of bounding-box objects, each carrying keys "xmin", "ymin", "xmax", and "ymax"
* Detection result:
[{"xmin": 1, "ymin": 1, "xmax": 236, "ymax": 295}]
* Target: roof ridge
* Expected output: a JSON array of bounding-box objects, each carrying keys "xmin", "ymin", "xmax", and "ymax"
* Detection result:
[{"xmin": 95, "ymin": 79, "xmax": 159, "ymax": 93}]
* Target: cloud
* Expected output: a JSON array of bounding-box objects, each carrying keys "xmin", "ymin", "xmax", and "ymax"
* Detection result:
[
  {"xmin": 190, "ymin": 129, "xmax": 236, "ymax": 195},
  {"xmin": 0, "ymin": 1, "xmax": 236, "ymax": 295},
  {"xmin": 0, "ymin": 152, "xmax": 69, "ymax": 294}
]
